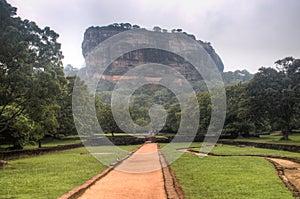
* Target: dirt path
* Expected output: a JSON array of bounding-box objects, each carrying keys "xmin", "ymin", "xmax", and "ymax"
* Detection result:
[
  {"xmin": 78, "ymin": 143, "xmax": 167, "ymax": 199},
  {"xmin": 267, "ymin": 158, "xmax": 300, "ymax": 195}
]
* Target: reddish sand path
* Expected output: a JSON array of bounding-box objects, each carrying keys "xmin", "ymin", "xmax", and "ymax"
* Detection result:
[
  {"xmin": 268, "ymin": 158, "xmax": 300, "ymax": 192},
  {"xmin": 78, "ymin": 143, "xmax": 167, "ymax": 199}
]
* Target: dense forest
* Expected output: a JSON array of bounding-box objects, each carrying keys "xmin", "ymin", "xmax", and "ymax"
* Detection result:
[{"xmin": 1, "ymin": 0, "xmax": 300, "ymax": 149}]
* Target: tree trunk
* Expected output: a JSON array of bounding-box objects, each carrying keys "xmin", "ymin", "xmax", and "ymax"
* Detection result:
[
  {"xmin": 38, "ymin": 140, "xmax": 42, "ymax": 148},
  {"xmin": 283, "ymin": 128, "xmax": 289, "ymax": 140},
  {"xmin": 112, "ymin": 131, "xmax": 114, "ymax": 137},
  {"xmin": 13, "ymin": 143, "xmax": 23, "ymax": 150}
]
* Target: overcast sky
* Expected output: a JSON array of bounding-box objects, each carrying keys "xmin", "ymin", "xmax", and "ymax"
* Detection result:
[{"xmin": 7, "ymin": 0, "xmax": 300, "ymax": 73}]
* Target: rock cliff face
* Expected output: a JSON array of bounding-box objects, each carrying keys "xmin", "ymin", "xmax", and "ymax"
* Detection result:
[{"xmin": 81, "ymin": 23, "xmax": 224, "ymax": 82}]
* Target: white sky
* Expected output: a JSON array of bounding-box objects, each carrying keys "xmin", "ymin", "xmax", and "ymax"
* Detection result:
[{"xmin": 7, "ymin": 0, "xmax": 300, "ymax": 73}]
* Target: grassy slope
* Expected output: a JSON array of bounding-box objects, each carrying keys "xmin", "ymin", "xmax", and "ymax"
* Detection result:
[
  {"xmin": 211, "ymin": 144, "xmax": 300, "ymax": 157},
  {"xmin": 223, "ymin": 133, "xmax": 300, "ymax": 145},
  {"xmin": 171, "ymin": 153, "xmax": 293, "ymax": 199},
  {"xmin": 0, "ymin": 145, "xmax": 139, "ymax": 199},
  {"xmin": 188, "ymin": 143, "xmax": 300, "ymax": 158},
  {"xmin": 0, "ymin": 137, "xmax": 83, "ymax": 150}
]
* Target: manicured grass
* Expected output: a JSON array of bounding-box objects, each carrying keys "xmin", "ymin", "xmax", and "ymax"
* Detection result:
[
  {"xmin": 0, "ymin": 145, "xmax": 139, "ymax": 199},
  {"xmin": 171, "ymin": 152, "xmax": 294, "ymax": 199},
  {"xmin": 0, "ymin": 136, "xmax": 83, "ymax": 150},
  {"xmin": 223, "ymin": 133, "xmax": 300, "ymax": 145},
  {"xmin": 39, "ymin": 138, "xmax": 82, "ymax": 147},
  {"xmin": 189, "ymin": 143, "xmax": 300, "ymax": 158},
  {"xmin": 211, "ymin": 144, "xmax": 300, "ymax": 158}
]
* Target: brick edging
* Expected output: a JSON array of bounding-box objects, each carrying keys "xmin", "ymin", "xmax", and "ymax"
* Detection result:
[
  {"xmin": 58, "ymin": 167, "xmax": 112, "ymax": 199},
  {"xmin": 158, "ymin": 146, "xmax": 185, "ymax": 199},
  {"xmin": 58, "ymin": 144, "xmax": 144, "ymax": 199}
]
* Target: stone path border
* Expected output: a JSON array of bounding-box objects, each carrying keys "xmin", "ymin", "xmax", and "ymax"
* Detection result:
[{"xmin": 158, "ymin": 149, "xmax": 185, "ymax": 199}]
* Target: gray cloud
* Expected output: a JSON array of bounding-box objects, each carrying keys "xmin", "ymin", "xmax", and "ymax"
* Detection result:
[{"xmin": 7, "ymin": 0, "xmax": 300, "ymax": 73}]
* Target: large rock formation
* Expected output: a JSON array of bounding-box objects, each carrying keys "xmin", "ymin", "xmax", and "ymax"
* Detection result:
[{"xmin": 81, "ymin": 23, "xmax": 224, "ymax": 82}]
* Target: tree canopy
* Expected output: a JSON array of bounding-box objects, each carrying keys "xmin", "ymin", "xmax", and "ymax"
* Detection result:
[{"xmin": 0, "ymin": 0, "xmax": 79, "ymax": 148}]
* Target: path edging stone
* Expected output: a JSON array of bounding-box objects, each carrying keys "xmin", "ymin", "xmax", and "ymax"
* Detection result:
[{"xmin": 158, "ymin": 146, "xmax": 185, "ymax": 199}]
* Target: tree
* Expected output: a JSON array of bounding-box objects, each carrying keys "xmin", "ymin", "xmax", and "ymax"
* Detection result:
[
  {"xmin": 162, "ymin": 103, "xmax": 180, "ymax": 133},
  {"xmin": 243, "ymin": 57, "xmax": 300, "ymax": 140},
  {"xmin": 56, "ymin": 76, "xmax": 77, "ymax": 136},
  {"xmin": 64, "ymin": 64, "xmax": 78, "ymax": 76},
  {"xmin": 153, "ymin": 26, "xmax": 162, "ymax": 32},
  {"xmin": 0, "ymin": 0, "xmax": 66, "ymax": 148},
  {"xmin": 120, "ymin": 23, "xmax": 132, "ymax": 29},
  {"xmin": 72, "ymin": 76, "xmax": 97, "ymax": 137},
  {"xmin": 0, "ymin": 105, "xmax": 35, "ymax": 149},
  {"xmin": 132, "ymin": 24, "xmax": 140, "ymax": 29},
  {"xmin": 197, "ymin": 92, "xmax": 212, "ymax": 133},
  {"xmin": 95, "ymin": 97, "xmax": 119, "ymax": 136},
  {"xmin": 222, "ymin": 70, "xmax": 253, "ymax": 85}
]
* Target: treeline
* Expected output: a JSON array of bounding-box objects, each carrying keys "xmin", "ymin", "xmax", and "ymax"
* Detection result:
[
  {"xmin": 95, "ymin": 58, "xmax": 300, "ymax": 141},
  {"xmin": 224, "ymin": 58, "xmax": 300, "ymax": 139}
]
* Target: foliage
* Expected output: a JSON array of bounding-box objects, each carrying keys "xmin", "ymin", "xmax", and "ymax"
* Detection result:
[
  {"xmin": 222, "ymin": 69, "xmax": 253, "ymax": 85},
  {"xmin": 222, "ymin": 57, "xmax": 300, "ymax": 139},
  {"xmin": 56, "ymin": 76, "xmax": 77, "ymax": 136},
  {"xmin": 64, "ymin": 64, "xmax": 78, "ymax": 76},
  {"xmin": 242, "ymin": 57, "xmax": 300, "ymax": 139},
  {"xmin": 0, "ymin": 0, "xmax": 78, "ymax": 148},
  {"xmin": 0, "ymin": 105, "xmax": 35, "ymax": 148},
  {"xmin": 95, "ymin": 97, "xmax": 120, "ymax": 136}
]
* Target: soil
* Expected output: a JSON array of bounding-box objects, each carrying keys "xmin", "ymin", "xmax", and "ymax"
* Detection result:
[
  {"xmin": 267, "ymin": 158, "xmax": 300, "ymax": 194},
  {"xmin": 78, "ymin": 143, "xmax": 167, "ymax": 199}
]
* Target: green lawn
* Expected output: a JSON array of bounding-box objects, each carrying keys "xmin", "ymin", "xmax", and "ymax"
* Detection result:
[
  {"xmin": 222, "ymin": 133, "xmax": 300, "ymax": 145},
  {"xmin": 0, "ymin": 145, "xmax": 139, "ymax": 199},
  {"xmin": 212, "ymin": 144, "xmax": 300, "ymax": 158},
  {"xmin": 188, "ymin": 143, "xmax": 300, "ymax": 158},
  {"xmin": 0, "ymin": 136, "xmax": 83, "ymax": 150},
  {"xmin": 1, "ymin": 142, "xmax": 298, "ymax": 199},
  {"xmin": 39, "ymin": 138, "xmax": 83, "ymax": 147},
  {"xmin": 171, "ymin": 153, "xmax": 293, "ymax": 199}
]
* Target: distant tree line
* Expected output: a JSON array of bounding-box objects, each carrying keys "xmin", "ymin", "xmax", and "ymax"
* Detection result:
[{"xmin": 95, "ymin": 59, "xmax": 300, "ymax": 141}]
